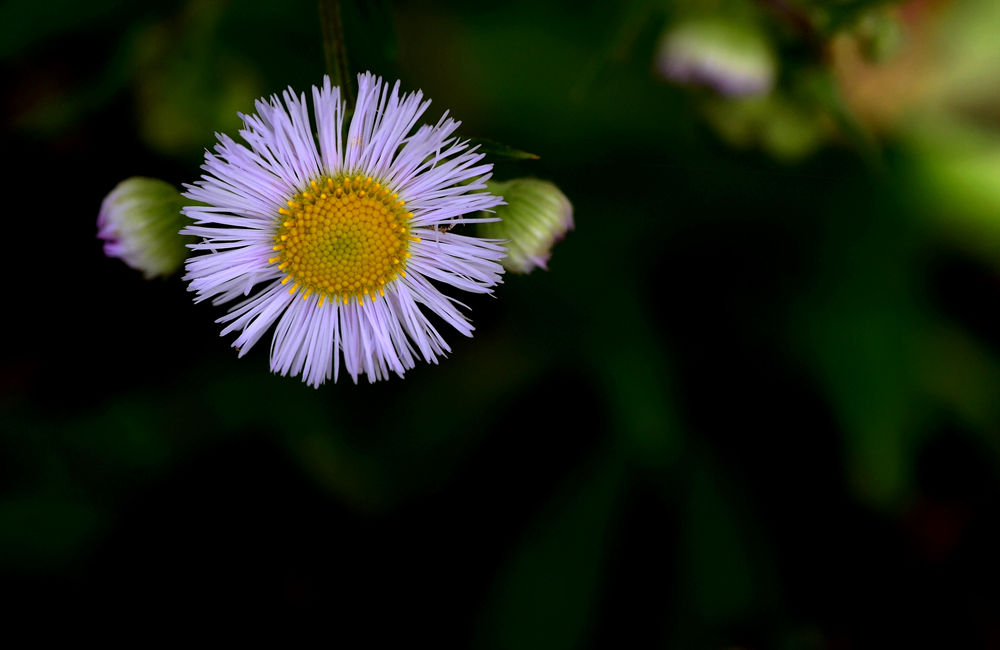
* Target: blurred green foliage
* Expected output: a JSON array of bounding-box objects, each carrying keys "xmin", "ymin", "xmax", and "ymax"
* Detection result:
[{"xmin": 4, "ymin": 0, "xmax": 1000, "ymax": 644}]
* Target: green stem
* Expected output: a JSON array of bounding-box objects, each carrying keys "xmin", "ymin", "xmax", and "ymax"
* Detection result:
[{"xmin": 318, "ymin": 0, "xmax": 354, "ymax": 104}]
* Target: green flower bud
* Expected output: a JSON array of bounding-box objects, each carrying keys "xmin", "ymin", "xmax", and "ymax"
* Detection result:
[
  {"xmin": 656, "ymin": 17, "xmax": 776, "ymax": 97},
  {"xmin": 480, "ymin": 178, "xmax": 573, "ymax": 274},
  {"xmin": 97, "ymin": 177, "xmax": 190, "ymax": 279}
]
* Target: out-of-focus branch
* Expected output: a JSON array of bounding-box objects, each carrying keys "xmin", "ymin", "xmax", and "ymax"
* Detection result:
[{"xmin": 318, "ymin": 0, "xmax": 354, "ymax": 105}]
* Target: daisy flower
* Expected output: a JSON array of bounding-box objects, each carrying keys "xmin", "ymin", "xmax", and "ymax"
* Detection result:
[{"xmin": 183, "ymin": 73, "xmax": 506, "ymax": 386}]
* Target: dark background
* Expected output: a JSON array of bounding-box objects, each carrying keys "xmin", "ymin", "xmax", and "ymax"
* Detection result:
[{"xmin": 3, "ymin": 0, "xmax": 1000, "ymax": 645}]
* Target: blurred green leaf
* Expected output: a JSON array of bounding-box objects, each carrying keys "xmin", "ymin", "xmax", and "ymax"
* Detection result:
[
  {"xmin": 596, "ymin": 318, "xmax": 682, "ymax": 467},
  {"xmin": 0, "ymin": 496, "xmax": 105, "ymax": 571},
  {"xmin": 822, "ymin": 0, "xmax": 905, "ymax": 37},
  {"xmin": 479, "ymin": 451, "xmax": 622, "ymax": 650},
  {"xmin": 0, "ymin": 0, "xmax": 127, "ymax": 60},
  {"xmin": 795, "ymin": 174, "xmax": 929, "ymax": 509},
  {"xmin": 70, "ymin": 399, "xmax": 174, "ymax": 476},
  {"xmin": 918, "ymin": 324, "xmax": 1000, "ymax": 455},
  {"xmin": 675, "ymin": 451, "xmax": 773, "ymax": 636},
  {"xmin": 904, "ymin": 120, "xmax": 1000, "ymax": 267},
  {"xmin": 133, "ymin": 1, "xmax": 262, "ymax": 157},
  {"xmin": 13, "ymin": 18, "xmax": 146, "ymax": 135},
  {"xmin": 469, "ymin": 137, "xmax": 540, "ymax": 161},
  {"xmin": 350, "ymin": 0, "xmax": 397, "ymax": 61},
  {"xmin": 200, "ymin": 372, "xmax": 391, "ymax": 511}
]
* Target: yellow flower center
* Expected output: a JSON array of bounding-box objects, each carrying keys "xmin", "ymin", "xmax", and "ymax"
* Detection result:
[{"xmin": 269, "ymin": 175, "xmax": 419, "ymax": 306}]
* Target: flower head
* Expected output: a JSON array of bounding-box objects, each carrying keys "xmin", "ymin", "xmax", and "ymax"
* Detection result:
[
  {"xmin": 97, "ymin": 177, "xmax": 189, "ymax": 278},
  {"xmin": 479, "ymin": 178, "xmax": 573, "ymax": 274},
  {"xmin": 183, "ymin": 73, "xmax": 506, "ymax": 386}
]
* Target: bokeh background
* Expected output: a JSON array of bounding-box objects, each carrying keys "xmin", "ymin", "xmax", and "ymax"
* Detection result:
[{"xmin": 4, "ymin": 0, "xmax": 1000, "ymax": 644}]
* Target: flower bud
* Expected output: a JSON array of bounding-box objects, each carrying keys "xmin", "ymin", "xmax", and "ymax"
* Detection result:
[
  {"xmin": 97, "ymin": 177, "xmax": 189, "ymax": 279},
  {"xmin": 656, "ymin": 17, "xmax": 776, "ymax": 97},
  {"xmin": 480, "ymin": 178, "xmax": 573, "ymax": 274}
]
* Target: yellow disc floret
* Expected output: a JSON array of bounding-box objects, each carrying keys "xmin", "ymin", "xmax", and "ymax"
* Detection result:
[{"xmin": 269, "ymin": 175, "xmax": 421, "ymax": 306}]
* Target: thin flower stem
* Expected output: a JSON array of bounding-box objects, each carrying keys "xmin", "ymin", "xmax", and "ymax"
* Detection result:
[{"xmin": 318, "ymin": 0, "xmax": 354, "ymax": 105}]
